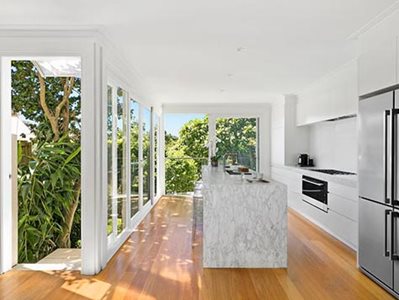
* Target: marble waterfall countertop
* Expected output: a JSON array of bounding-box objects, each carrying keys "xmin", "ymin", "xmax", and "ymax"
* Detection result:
[{"xmin": 201, "ymin": 166, "xmax": 287, "ymax": 268}]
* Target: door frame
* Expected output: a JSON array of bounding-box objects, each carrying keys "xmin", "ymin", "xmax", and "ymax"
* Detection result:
[{"xmin": 0, "ymin": 34, "xmax": 103, "ymax": 275}]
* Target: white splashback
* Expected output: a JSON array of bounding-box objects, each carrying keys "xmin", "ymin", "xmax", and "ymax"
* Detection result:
[{"xmin": 309, "ymin": 117, "xmax": 357, "ymax": 173}]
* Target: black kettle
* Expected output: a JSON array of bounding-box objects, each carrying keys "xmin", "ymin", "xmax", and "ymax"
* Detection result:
[{"xmin": 298, "ymin": 154, "xmax": 309, "ymax": 167}]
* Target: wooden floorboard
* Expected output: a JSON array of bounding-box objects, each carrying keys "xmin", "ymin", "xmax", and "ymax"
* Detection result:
[{"xmin": 0, "ymin": 196, "xmax": 395, "ymax": 300}]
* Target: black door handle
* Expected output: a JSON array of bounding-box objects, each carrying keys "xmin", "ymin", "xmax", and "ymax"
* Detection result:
[
  {"xmin": 385, "ymin": 110, "xmax": 390, "ymax": 204},
  {"xmin": 392, "ymin": 109, "xmax": 399, "ymax": 206},
  {"xmin": 386, "ymin": 209, "xmax": 391, "ymax": 257},
  {"xmin": 391, "ymin": 211, "xmax": 399, "ymax": 261}
]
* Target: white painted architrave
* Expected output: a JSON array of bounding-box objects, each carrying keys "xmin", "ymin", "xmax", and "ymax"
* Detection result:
[{"xmin": 0, "ymin": 31, "xmax": 103, "ymax": 275}]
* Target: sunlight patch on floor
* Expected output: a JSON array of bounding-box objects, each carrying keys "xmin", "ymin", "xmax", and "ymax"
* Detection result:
[{"xmin": 61, "ymin": 278, "xmax": 111, "ymax": 300}]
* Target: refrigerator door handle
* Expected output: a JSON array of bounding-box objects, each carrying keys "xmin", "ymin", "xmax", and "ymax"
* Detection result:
[
  {"xmin": 385, "ymin": 209, "xmax": 391, "ymax": 257},
  {"xmin": 385, "ymin": 110, "xmax": 391, "ymax": 204},
  {"xmin": 392, "ymin": 108, "xmax": 399, "ymax": 206},
  {"xmin": 391, "ymin": 211, "xmax": 399, "ymax": 261}
]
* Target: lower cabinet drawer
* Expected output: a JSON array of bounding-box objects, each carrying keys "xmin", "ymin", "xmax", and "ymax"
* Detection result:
[
  {"xmin": 328, "ymin": 193, "xmax": 358, "ymax": 222},
  {"xmin": 292, "ymin": 195, "xmax": 358, "ymax": 250}
]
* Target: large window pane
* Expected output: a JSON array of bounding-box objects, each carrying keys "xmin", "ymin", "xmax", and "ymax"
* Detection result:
[
  {"xmin": 107, "ymin": 86, "xmax": 114, "ymax": 236},
  {"xmin": 143, "ymin": 108, "xmax": 151, "ymax": 205},
  {"xmin": 130, "ymin": 100, "xmax": 139, "ymax": 217},
  {"xmin": 116, "ymin": 88, "xmax": 128, "ymax": 234},
  {"xmin": 164, "ymin": 114, "xmax": 208, "ymax": 194},
  {"xmin": 216, "ymin": 117, "xmax": 258, "ymax": 170}
]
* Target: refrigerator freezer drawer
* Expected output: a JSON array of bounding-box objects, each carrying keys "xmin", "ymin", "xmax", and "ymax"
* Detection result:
[{"xmin": 359, "ymin": 198, "xmax": 393, "ymax": 288}]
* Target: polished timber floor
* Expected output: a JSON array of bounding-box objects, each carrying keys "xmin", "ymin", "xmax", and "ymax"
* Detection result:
[{"xmin": 0, "ymin": 196, "xmax": 395, "ymax": 300}]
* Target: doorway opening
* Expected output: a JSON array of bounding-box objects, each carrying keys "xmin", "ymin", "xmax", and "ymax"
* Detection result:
[{"xmin": 9, "ymin": 58, "xmax": 82, "ymax": 270}]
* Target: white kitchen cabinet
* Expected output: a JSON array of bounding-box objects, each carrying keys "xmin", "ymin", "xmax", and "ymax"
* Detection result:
[
  {"xmin": 296, "ymin": 60, "xmax": 358, "ymax": 126},
  {"xmin": 358, "ymin": 37, "xmax": 397, "ymax": 96},
  {"xmin": 271, "ymin": 166, "xmax": 358, "ymax": 250},
  {"xmin": 328, "ymin": 193, "xmax": 358, "ymax": 222}
]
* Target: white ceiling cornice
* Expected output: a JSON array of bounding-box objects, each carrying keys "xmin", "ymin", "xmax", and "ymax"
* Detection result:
[{"xmin": 347, "ymin": 0, "xmax": 399, "ymax": 40}]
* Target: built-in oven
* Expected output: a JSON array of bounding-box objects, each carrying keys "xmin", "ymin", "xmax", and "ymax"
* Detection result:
[{"xmin": 302, "ymin": 175, "xmax": 328, "ymax": 213}]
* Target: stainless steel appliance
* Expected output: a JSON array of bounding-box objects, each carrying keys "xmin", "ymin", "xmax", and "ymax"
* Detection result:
[
  {"xmin": 301, "ymin": 175, "xmax": 328, "ymax": 212},
  {"xmin": 359, "ymin": 87, "xmax": 399, "ymax": 298}
]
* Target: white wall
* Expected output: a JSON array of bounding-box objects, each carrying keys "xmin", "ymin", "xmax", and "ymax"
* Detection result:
[
  {"xmin": 271, "ymin": 95, "xmax": 309, "ymax": 166},
  {"xmin": 284, "ymin": 95, "xmax": 309, "ymax": 165},
  {"xmin": 271, "ymin": 98, "xmax": 285, "ymax": 166},
  {"xmin": 308, "ymin": 117, "xmax": 357, "ymax": 173}
]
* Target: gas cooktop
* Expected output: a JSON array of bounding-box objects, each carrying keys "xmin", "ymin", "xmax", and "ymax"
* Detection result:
[{"xmin": 310, "ymin": 169, "xmax": 356, "ymax": 175}]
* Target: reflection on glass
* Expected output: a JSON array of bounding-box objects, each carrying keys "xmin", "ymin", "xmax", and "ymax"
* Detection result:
[
  {"xmin": 143, "ymin": 107, "xmax": 151, "ymax": 205},
  {"xmin": 107, "ymin": 86, "xmax": 113, "ymax": 236},
  {"xmin": 116, "ymin": 88, "xmax": 127, "ymax": 234},
  {"xmin": 130, "ymin": 100, "xmax": 139, "ymax": 217},
  {"xmin": 216, "ymin": 117, "xmax": 258, "ymax": 170}
]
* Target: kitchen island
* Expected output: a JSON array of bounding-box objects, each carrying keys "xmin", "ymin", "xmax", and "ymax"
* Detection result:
[{"xmin": 201, "ymin": 166, "xmax": 287, "ymax": 268}]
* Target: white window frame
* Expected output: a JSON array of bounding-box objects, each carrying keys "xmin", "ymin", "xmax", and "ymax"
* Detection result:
[
  {"xmin": 209, "ymin": 113, "xmax": 260, "ymax": 171},
  {"xmin": 103, "ymin": 74, "xmax": 157, "ymax": 265}
]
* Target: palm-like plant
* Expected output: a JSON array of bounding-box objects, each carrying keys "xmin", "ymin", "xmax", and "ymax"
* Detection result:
[{"xmin": 18, "ymin": 136, "xmax": 81, "ymax": 263}]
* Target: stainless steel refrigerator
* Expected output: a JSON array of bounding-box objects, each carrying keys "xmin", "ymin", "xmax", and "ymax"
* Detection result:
[{"xmin": 359, "ymin": 87, "xmax": 399, "ymax": 298}]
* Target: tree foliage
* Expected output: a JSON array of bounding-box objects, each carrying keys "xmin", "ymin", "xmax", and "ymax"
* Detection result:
[
  {"xmin": 12, "ymin": 61, "xmax": 81, "ymax": 263},
  {"xmin": 165, "ymin": 116, "xmax": 257, "ymax": 193},
  {"xmin": 18, "ymin": 137, "xmax": 81, "ymax": 262}
]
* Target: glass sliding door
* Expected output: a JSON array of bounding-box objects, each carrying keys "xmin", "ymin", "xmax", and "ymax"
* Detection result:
[
  {"xmin": 215, "ymin": 117, "xmax": 258, "ymax": 170},
  {"xmin": 106, "ymin": 86, "xmax": 114, "ymax": 236},
  {"xmin": 116, "ymin": 88, "xmax": 128, "ymax": 234},
  {"xmin": 130, "ymin": 100, "xmax": 140, "ymax": 218},
  {"xmin": 142, "ymin": 107, "xmax": 152, "ymax": 206},
  {"xmin": 107, "ymin": 85, "xmax": 128, "ymax": 239}
]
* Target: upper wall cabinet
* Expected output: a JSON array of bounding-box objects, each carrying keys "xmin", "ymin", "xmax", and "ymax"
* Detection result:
[
  {"xmin": 358, "ymin": 37, "xmax": 397, "ymax": 96},
  {"xmin": 296, "ymin": 60, "xmax": 358, "ymax": 126},
  {"xmin": 357, "ymin": 8, "xmax": 399, "ymax": 97}
]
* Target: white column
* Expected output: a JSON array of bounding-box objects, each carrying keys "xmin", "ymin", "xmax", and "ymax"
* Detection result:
[
  {"xmin": 0, "ymin": 58, "xmax": 12, "ymax": 273},
  {"xmin": 207, "ymin": 114, "xmax": 216, "ymax": 164}
]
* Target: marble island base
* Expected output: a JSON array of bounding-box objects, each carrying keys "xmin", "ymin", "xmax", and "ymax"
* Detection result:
[{"xmin": 201, "ymin": 166, "xmax": 287, "ymax": 268}]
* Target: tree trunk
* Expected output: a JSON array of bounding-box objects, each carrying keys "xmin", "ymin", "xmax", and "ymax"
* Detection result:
[
  {"xmin": 58, "ymin": 180, "xmax": 81, "ymax": 248},
  {"xmin": 37, "ymin": 73, "xmax": 60, "ymax": 141}
]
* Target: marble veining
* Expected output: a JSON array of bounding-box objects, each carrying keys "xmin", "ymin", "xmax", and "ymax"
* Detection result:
[{"xmin": 202, "ymin": 166, "xmax": 287, "ymax": 268}]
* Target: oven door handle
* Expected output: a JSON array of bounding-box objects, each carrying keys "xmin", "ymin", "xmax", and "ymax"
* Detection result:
[
  {"xmin": 302, "ymin": 189, "xmax": 324, "ymax": 193},
  {"xmin": 302, "ymin": 179, "xmax": 324, "ymax": 186}
]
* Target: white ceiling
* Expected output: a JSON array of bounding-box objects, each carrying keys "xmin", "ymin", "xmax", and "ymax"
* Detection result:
[{"xmin": 0, "ymin": 0, "xmax": 396, "ymax": 103}]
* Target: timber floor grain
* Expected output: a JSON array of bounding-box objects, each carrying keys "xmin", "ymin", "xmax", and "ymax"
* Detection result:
[{"xmin": 0, "ymin": 196, "xmax": 394, "ymax": 300}]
